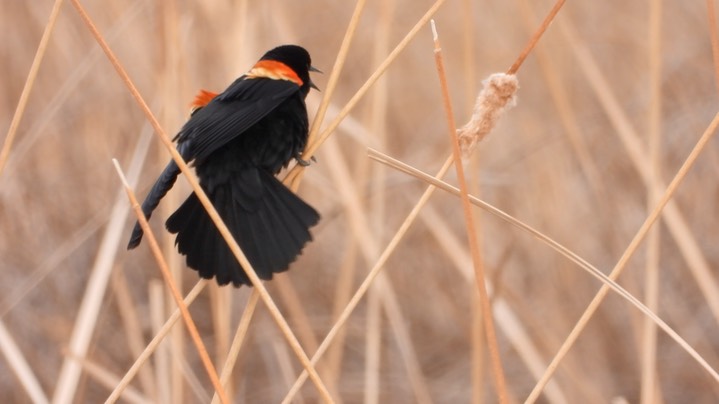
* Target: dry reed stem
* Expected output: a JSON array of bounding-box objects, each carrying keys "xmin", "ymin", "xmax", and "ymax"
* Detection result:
[
  {"xmin": 67, "ymin": 1, "xmax": 332, "ymax": 399},
  {"xmin": 417, "ymin": 204, "xmax": 568, "ymax": 404},
  {"xmin": 525, "ymin": 110, "xmax": 719, "ymax": 401},
  {"xmin": 0, "ymin": 1, "xmax": 148, "ymax": 179},
  {"xmin": 66, "ymin": 353, "xmax": 148, "ymax": 404},
  {"xmin": 208, "ymin": 287, "xmax": 229, "ymax": 391},
  {"xmin": 431, "ymin": 20, "xmax": 508, "ymax": 403},
  {"xmin": 53, "ymin": 161, "xmax": 149, "ymax": 401},
  {"xmin": 0, "ymin": 320, "xmax": 49, "ymax": 404},
  {"xmin": 363, "ymin": 2, "xmax": 394, "ymax": 399},
  {"xmin": 282, "ymin": 1, "xmax": 456, "ymax": 398},
  {"xmin": 466, "ymin": 207, "xmax": 490, "ymax": 399},
  {"xmin": 707, "ymin": 0, "xmax": 719, "ymax": 93},
  {"xmin": 281, "ymin": 40, "xmax": 439, "ymax": 397},
  {"xmin": 559, "ymin": 17, "xmax": 719, "ymax": 324},
  {"xmin": 283, "ymin": 0, "xmax": 448, "ymax": 187},
  {"xmin": 1, "ymin": 123, "xmax": 151, "ymax": 398},
  {"xmin": 155, "ymin": 2, "xmax": 188, "ymax": 400},
  {"xmin": 516, "ymin": 0, "xmax": 606, "ymax": 201},
  {"xmin": 284, "ymin": 2, "xmax": 570, "ymax": 384},
  {"xmin": 0, "ymin": 211, "xmax": 103, "ymax": 318},
  {"xmin": 240, "ymin": 2, "xmax": 327, "ymax": 371},
  {"xmin": 374, "ymin": 275, "xmax": 435, "ymax": 404},
  {"xmin": 51, "ymin": 115, "xmax": 154, "ymax": 404},
  {"xmin": 286, "ymin": 0, "xmax": 368, "ymax": 191},
  {"xmin": 506, "ymin": 0, "xmax": 567, "ymax": 75},
  {"xmin": 303, "ymin": 0, "xmax": 367, "ymax": 157},
  {"xmin": 292, "ymin": 2, "xmax": 524, "ymax": 399},
  {"xmin": 324, "ymin": 241, "xmax": 359, "ymax": 389},
  {"xmin": 177, "ymin": 356, "xmax": 212, "ymax": 403},
  {"xmin": 112, "ymin": 160, "xmax": 229, "ymax": 404},
  {"xmin": 107, "ymin": 123, "xmax": 157, "ymax": 399},
  {"xmin": 270, "ymin": 334, "xmax": 305, "ymax": 403},
  {"xmin": 640, "ymin": 1, "xmax": 663, "ymax": 402},
  {"xmin": 641, "ymin": 205, "xmax": 661, "ymax": 403},
  {"xmin": 470, "ymin": 291, "xmax": 484, "ymax": 404},
  {"xmin": 149, "ymin": 282, "xmax": 170, "ymax": 403},
  {"xmin": 367, "ymin": 147, "xmax": 719, "ymax": 386},
  {"xmin": 461, "ymin": 0, "xmax": 478, "ymax": 110},
  {"xmin": 365, "ymin": 287, "xmax": 382, "ymax": 404},
  {"xmin": 110, "ymin": 270, "xmax": 157, "ymax": 400},
  {"xmin": 106, "ymin": 280, "xmax": 207, "ymax": 402},
  {"xmin": 0, "ymin": 0, "xmax": 64, "ymax": 177},
  {"xmin": 227, "ymin": 0, "xmax": 326, "ymax": 363},
  {"xmin": 320, "ymin": 135, "xmax": 434, "ymax": 403},
  {"xmin": 273, "ymin": 277, "xmax": 320, "ymax": 355},
  {"xmin": 282, "ymin": 154, "xmax": 456, "ymax": 403},
  {"xmin": 509, "ymin": 5, "xmax": 719, "ymax": 394},
  {"xmin": 210, "ymin": 290, "xmax": 260, "ymax": 404}
]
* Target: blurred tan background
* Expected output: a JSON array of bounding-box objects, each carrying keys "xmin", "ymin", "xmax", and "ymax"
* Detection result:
[{"xmin": 1, "ymin": 0, "xmax": 718, "ymax": 402}]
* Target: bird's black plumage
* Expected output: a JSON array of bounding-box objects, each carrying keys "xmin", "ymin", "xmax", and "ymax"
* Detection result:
[{"xmin": 127, "ymin": 45, "xmax": 320, "ymax": 287}]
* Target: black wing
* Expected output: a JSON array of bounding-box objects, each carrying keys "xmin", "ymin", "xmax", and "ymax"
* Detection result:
[
  {"xmin": 177, "ymin": 77, "xmax": 300, "ymax": 164},
  {"xmin": 128, "ymin": 77, "xmax": 299, "ymax": 249}
]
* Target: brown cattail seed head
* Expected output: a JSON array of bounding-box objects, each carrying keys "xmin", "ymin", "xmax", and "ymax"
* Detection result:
[{"xmin": 457, "ymin": 73, "xmax": 519, "ymax": 157}]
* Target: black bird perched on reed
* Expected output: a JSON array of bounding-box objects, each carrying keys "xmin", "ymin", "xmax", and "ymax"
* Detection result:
[{"xmin": 127, "ymin": 44, "xmax": 321, "ymax": 287}]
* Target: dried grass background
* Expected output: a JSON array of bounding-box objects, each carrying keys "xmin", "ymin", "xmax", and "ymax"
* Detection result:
[{"xmin": 1, "ymin": 0, "xmax": 719, "ymax": 403}]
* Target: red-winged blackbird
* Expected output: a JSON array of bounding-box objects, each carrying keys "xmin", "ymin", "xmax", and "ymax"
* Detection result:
[{"xmin": 127, "ymin": 45, "xmax": 321, "ymax": 287}]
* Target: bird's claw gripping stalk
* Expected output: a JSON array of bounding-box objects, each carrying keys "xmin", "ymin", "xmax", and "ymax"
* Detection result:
[{"xmin": 295, "ymin": 153, "xmax": 316, "ymax": 167}]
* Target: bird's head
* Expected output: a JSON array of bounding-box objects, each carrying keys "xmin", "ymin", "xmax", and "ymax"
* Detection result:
[{"xmin": 250, "ymin": 44, "xmax": 321, "ymax": 95}]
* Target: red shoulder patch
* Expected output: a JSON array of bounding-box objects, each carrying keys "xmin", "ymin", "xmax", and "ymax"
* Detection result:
[{"xmin": 245, "ymin": 60, "xmax": 303, "ymax": 86}]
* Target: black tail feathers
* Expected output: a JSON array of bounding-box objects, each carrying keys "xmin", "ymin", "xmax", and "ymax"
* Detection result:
[{"xmin": 165, "ymin": 169, "xmax": 319, "ymax": 287}]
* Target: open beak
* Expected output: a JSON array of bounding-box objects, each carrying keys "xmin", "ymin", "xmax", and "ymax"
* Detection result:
[{"xmin": 309, "ymin": 65, "xmax": 322, "ymax": 91}]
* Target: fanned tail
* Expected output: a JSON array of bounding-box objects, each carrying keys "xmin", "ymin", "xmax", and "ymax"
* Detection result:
[{"xmin": 165, "ymin": 168, "xmax": 319, "ymax": 287}]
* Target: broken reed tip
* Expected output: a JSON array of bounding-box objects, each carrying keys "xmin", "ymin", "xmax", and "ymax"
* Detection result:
[{"xmin": 457, "ymin": 73, "xmax": 519, "ymax": 158}]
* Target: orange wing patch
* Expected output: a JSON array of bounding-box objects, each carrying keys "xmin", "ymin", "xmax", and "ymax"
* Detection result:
[
  {"xmin": 189, "ymin": 89, "xmax": 218, "ymax": 115},
  {"xmin": 245, "ymin": 60, "xmax": 303, "ymax": 86},
  {"xmin": 191, "ymin": 89, "xmax": 218, "ymax": 109}
]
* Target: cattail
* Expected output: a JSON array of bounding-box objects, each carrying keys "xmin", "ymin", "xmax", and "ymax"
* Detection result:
[{"xmin": 457, "ymin": 73, "xmax": 519, "ymax": 157}]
